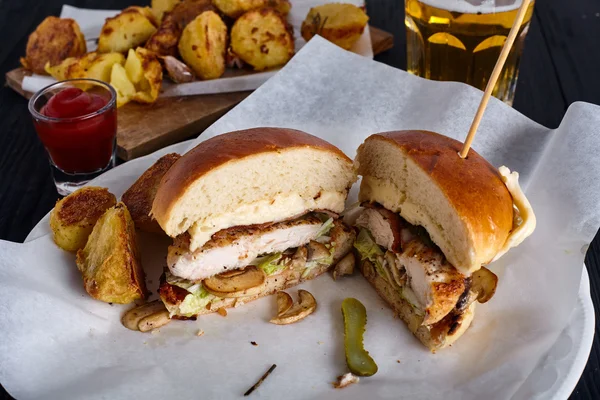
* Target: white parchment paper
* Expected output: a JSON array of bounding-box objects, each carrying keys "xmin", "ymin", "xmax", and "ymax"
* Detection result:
[
  {"xmin": 21, "ymin": 2, "xmax": 373, "ymax": 96},
  {"xmin": 2, "ymin": 37, "xmax": 599, "ymax": 400}
]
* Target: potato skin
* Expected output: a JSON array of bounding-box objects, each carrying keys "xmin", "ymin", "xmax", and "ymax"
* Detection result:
[
  {"xmin": 146, "ymin": 0, "xmax": 215, "ymax": 57},
  {"xmin": 230, "ymin": 8, "xmax": 294, "ymax": 71},
  {"xmin": 45, "ymin": 52, "xmax": 125, "ymax": 84},
  {"xmin": 151, "ymin": 0, "xmax": 181, "ymax": 23},
  {"xmin": 50, "ymin": 187, "xmax": 117, "ymax": 253},
  {"xmin": 301, "ymin": 3, "xmax": 369, "ymax": 50},
  {"xmin": 178, "ymin": 11, "xmax": 228, "ymax": 80},
  {"xmin": 131, "ymin": 48, "xmax": 163, "ymax": 103},
  {"xmin": 98, "ymin": 6, "xmax": 158, "ymax": 53},
  {"xmin": 122, "ymin": 153, "xmax": 181, "ymax": 233},
  {"xmin": 76, "ymin": 203, "xmax": 147, "ymax": 304},
  {"xmin": 212, "ymin": 0, "xmax": 291, "ymax": 19},
  {"xmin": 21, "ymin": 17, "xmax": 86, "ymax": 75}
]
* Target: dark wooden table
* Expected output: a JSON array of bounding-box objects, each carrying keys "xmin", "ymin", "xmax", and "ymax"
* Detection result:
[{"xmin": 1, "ymin": 0, "xmax": 598, "ymax": 399}]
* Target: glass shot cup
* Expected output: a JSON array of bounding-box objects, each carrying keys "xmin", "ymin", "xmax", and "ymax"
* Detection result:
[{"xmin": 28, "ymin": 79, "xmax": 117, "ymax": 196}]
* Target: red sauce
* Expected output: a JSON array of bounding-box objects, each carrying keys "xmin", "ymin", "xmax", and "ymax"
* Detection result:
[{"xmin": 35, "ymin": 88, "xmax": 117, "ymax": 174}]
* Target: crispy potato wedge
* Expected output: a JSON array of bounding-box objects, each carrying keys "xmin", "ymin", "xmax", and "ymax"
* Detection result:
[
  {"xmin": 301, "ymin": 3, "xmax": 369, "ymax": 50},
  {"xmin": 178, "ymin": 11, "xmax": 228, "ymax": 80},
  {"xmin": 230, "ymin": 8, "xmax": 294, "ymax": 71},
  {"xmin": 130, "ymin": 48, "xmax": 163, "ymax": 103},
  {"xmin": 110, "ymin": 63, "xmax": 136, "ymax": 107},
  {"xmin": 145, "ymin": 0, "xmax": 214, "ymax": 57},
  {"xmin": 76, "ymin": 203, "xmax": 147, "ymax": 304},
  {"xmin": 87, "ymin": 52, "xmax": 126, "ymax": 82},
  {"xmin": 121, "ymin": 153, "xmax": 181, "ymax": 233},
  {"xmin": 98, "ymin": 7, "xmax": 158, "ymax": 53},
  {"xmin": 152, "ymin": 0, "xmax": 181, "ymax": 23},
  {"xmin": 45, "ymin": 52, "xmax": 124, "ymax": 84},
  {"xmin": 45, "ymin": 52, "xmax": 96, "ymax": 81},
  {"xmin": 21, "ymin": 16, "xmax": 86, "ymax": 75},
  {"xmin": 212, "ymin": 0, "xmax": 291, "ymax": 18},
  {"xmin": 50, "ymin": 187, "xmax": 117, "ymax": 252}
]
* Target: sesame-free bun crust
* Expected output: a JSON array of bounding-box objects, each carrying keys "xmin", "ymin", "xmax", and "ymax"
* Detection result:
[
  {"xmin": 152, "ymin": 127, "xmax": 356, "ymax": 250},
  {"xmin": 356, "ymin": 130, "xmax": 514, "ymax": 274}
]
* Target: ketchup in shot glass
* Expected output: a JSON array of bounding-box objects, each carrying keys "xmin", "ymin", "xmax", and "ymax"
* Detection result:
[{"xmin": 29, "ymin": 79, "xmax": 117, "ymax": 195}]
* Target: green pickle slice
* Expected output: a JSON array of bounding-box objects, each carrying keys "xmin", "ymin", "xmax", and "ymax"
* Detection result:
[{"xmin": 341, "ymin": 298, "xmax": 378, "ymax": 376}]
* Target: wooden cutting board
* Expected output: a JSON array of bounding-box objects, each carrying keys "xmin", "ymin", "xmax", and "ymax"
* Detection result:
[{"xmin": 6, "ymin": 27, "xmax": 393, "ymax": 161}]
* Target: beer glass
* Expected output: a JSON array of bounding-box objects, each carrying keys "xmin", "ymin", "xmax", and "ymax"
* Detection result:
[{"xmin": 405, "ymin": 0, "xmax": 535, "ymax": 105}]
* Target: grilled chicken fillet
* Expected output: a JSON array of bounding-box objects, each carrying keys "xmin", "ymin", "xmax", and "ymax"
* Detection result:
[
  {"xmin": 355, "ymin": 205, "xmax": 470, "ymax": 326},
  {"xmin": 168, "ymin": 214, "xmax": 327, "ymax": 281}
]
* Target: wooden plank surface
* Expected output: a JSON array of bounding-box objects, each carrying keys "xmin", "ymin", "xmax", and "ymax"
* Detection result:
[{"xmin": 5, "ymin": 26, "xmax": 393, "ymax": 161}]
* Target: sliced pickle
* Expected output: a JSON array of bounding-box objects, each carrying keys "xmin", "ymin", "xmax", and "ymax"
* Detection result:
[{"xmin": 341, "ymin": 298, "xmax": 378, "ymax": 377}]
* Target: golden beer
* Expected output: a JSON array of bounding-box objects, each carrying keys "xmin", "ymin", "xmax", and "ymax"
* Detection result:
[{"xmin": 405, "ymin": 0, "xmax": 535, "ymax": 105}]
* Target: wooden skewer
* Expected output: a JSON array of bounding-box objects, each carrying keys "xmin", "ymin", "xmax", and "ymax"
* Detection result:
[{"xmin": 459, "ymin": 0, "xmax": 532, "ymax": 159}]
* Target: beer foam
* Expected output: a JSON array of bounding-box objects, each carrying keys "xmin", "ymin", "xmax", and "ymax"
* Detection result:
[{"xmin": 417, "ymin": 0, "xmax": 523, "ymax": 14}]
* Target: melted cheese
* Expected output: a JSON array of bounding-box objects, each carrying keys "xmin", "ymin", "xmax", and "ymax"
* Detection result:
[{"xmin": 491, "ymin": 166, "xmax": 536, "ymax": 262}]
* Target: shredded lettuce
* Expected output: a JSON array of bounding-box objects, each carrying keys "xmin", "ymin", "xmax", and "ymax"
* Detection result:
[
  {"xmin": 316, "ymin": 217, "xmax": 334, "ymax": 238},
  {"xmin": 354, "ymin": 229, "xmax": 384, "ymax": 263},
  {"xmin": 165, "ymin": 271, "xmax": 217, "ymax": 317},
  {"xmin": 354, "ymin": 229, "xmax": 390, "ymax": 282},
  {"xmin": 165, "ymin": 271, "xmax": 196, "ymax": 290},
  {"xmin": 178, "ymin": 286, "xmax": 216, "ymax": 317},
  {"xmin": 252, "ymin": 253, "xmax": 285, "ymax": 276}
]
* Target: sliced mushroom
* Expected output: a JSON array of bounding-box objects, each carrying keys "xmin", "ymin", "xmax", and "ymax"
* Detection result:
[
  {"xmin": 361, "ymin": 259, "xmax": 375, "ymax": 280},
  {"xmin": 219, "ymin": 269, "xmax": 247, "ymax": 278},
  {"xmin": 203, "ymin": 266, "xmax": 266, "ymax": 298},
  {"xmin": 160, "ymin": 55, "xmax": 195, "ymax": 83},
  {"xmin": 121, "ymin": 300, "xmax": 167, "ymax": 331},
  {"xmin": 333, "ymin": 252, "xmax": 355, "ymax": 280},
  {"xmin": 471, "ymin": 266, "xmax": 498, "ymax": 303},
  {"xmin": 307, "ymin": 240, "xmax": 330, "ymax": 262},
  {"xmin": 291, "ymin": 246, "xmax": 308, "ymax": 270},
  {"xmin": 138, "ymin": 310, "xmax": 171, "ymax": 332},
  {"xmin": 275, "ymin": 291, "xmax": 293, "ymax": 316},
  {"xmin": 269, "ymin": 290, "xmax": 317, "ymax": 325}
]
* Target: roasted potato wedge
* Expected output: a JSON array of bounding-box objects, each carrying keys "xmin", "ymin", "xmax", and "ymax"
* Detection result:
[
  {"xmin": 152, "ymin": 0, "xmax": 181, "ymax": 23},
  {"xmin": 301, "ymin": 3, "xmax": 369, "ymax": 50},
  {"xmin": 86, "ymin": 52, "xmax": 126, "ymax": 82},
  {"xmin": 130, "ymin": 48, "xmax": 163, "ymax": 103},
  {"xmin": 98, "ymin": 7, "xmax": 158, "ymax": 53},
  {"xmin": 76, "ymin": 203, "xmax": 147, "ymax": 304},
  {"xmin": 121, "ymin": 153, "xmax": 181, "ymax": 233},
  {"xmin": 178, "ymin": 11, "xmax": 227, "ymax": 80},
  {"xmin": 230, "ymin": 8, "xmax": 294, "ymax": 71},
  {"xmin": 45, "ymin": 52, "xmax": 96, "ymax": 81},
  {"xmin": 45, "ymin": 52, "xmax": 124, "ymax": 84},
  {"xmin": 146, "ymin": 0, "xmax": 215, "ymax": 57},
  {"xmin": 110, "ymin": 63, "xmax": 136, "ymax": 107},
  {"xmin": 212, "ymin": 0, "xmax": 291, "ymax": 18},
  {"xmin": 50, "ymin": 187, "xmax": 117, "ymax": 252},
  {"xmin": 21, "ymin": 16, "xmax": 86, "ymax": 75}
]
